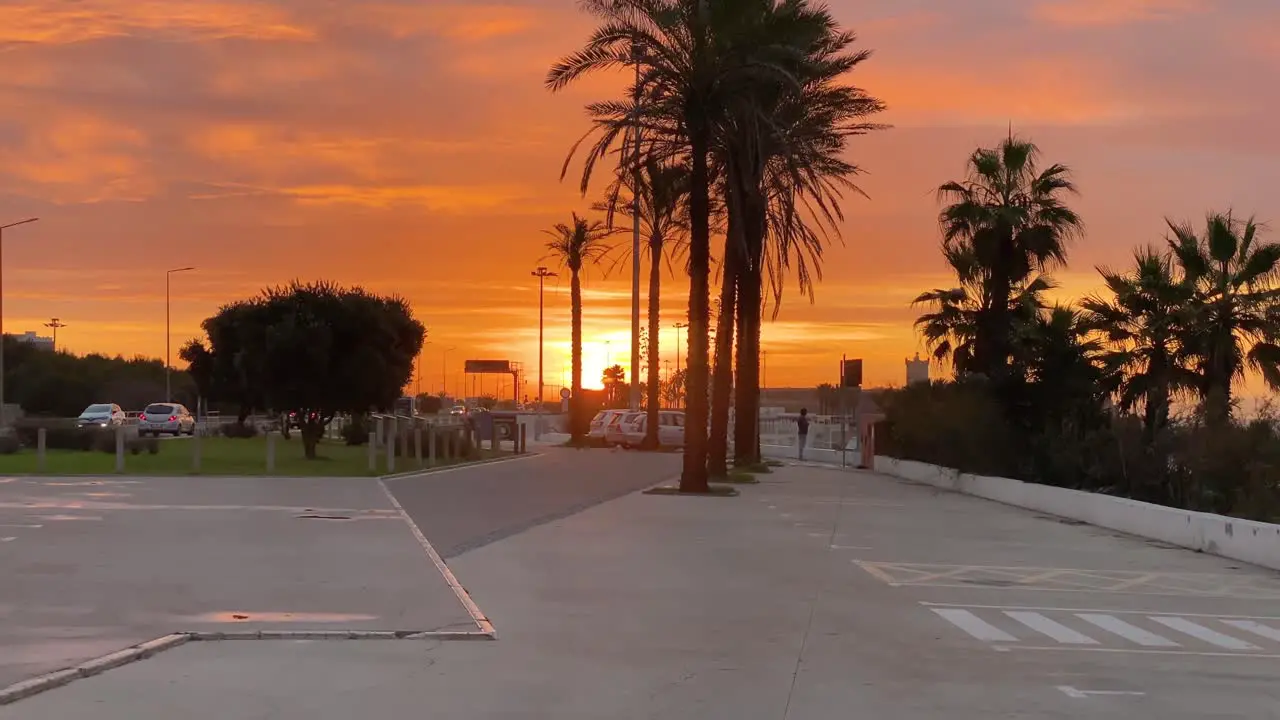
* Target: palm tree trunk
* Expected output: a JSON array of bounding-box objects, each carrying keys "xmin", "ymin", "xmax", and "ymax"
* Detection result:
[
  {"xmin": 643, "ymin": 243, "xmax": 662, "ymax": 449},
  {"xmin": 733, "ymin": 194, "xmax": 765, "ymax": 466},
  {"xmin": 570, "ymin": 270, "xmax": 586, "ymax": 443},
  {"xmin": 680, "ymin": 120, "xmax": 712, "ymax": 493},
  {"xmin": 985, "ymin": 230, "xmax": 1014, "ymax": 382},
  {"xmin": 708, "ymin": 238, "xmax": 739, "ymax": 478}
]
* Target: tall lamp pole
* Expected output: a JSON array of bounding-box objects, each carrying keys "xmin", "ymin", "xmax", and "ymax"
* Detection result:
[
  {"xmin": 165, "ymin": 267, "xmax": 195, "ymax": 402},
  {"xmin": 674, "ymin": 322, "xmax": 687, "ymax": 374},
  {"xmin": 531, "ymin": 267, "xmax": 557, "ymax": 438},
  {"xmin": 0, "ymin": 217, "xmax": 39, "ymax": 426},
  {"xmin": 45, "ymin": 318, "xmax": 66, "ymax": 352},
  {"xmin": 442, "ymin": 346, "xmax": 455, "ymax": 397}
]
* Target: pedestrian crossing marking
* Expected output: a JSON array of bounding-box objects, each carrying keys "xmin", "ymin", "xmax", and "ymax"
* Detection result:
[
  {"xmin": 1222, "ymin": 620, "xmax": 1280, "ymax": 643},
  {"xmin": 1077, "ymin": 613, "xmax": 1180, "ymax": 647},
  {"xmin": 926, "ymin": 604, "xmax": 1280, "ymax": 655},
  {"xmin": 854, "ymin": 561, "xmax": 1280, "ymax": 599},
  {"xmin": 1150, "ymin": 616, "xmax": 1258, "ymax": 650},
  {"xmin": 1004, "ymin": 611, "xmax": 1098, "ymax": 645},
  {"xmin": 931, "ymin": 609, "xmax": 1018, "ymax": 642}
]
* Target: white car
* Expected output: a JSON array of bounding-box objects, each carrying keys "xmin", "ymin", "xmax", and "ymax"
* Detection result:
[
  {"xmin": 588, "ymin": 410, "xmax": 627, "ymax": 445},
  {"xmin": 606, "ymin": 412, "xmax": 644, "ymax": 447},
  {"xmin": 76, "ymin": 403, "xmax": 126, "ymax": 428},
  {"xmin": 621, "ymin": 410, "xmax": 686, "ymax": 449},
  {"xmin": 138, "ymin": 403, "xmax": 196, "ymax": 437}
]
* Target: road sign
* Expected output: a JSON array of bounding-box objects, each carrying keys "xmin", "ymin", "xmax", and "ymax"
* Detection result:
[{"xmin": 560, "ymin": 388, "xmax": 571, "ymax": 399}]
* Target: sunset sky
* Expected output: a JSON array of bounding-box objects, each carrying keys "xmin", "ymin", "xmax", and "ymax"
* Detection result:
[{"xmin": 1, "ymin": 0, "xmax": 1277, "ymax": 399}]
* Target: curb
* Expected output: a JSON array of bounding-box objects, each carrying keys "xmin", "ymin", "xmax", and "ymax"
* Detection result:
[
  {"xmin": 0, "ymin": 629, "xmax": 496, "ymax": 706},
  {"xmin": 0, "ymin": 634, "xmax": 189, "ymax": 706},
  {"xmin": 379, "ymin": 451, "xmax": 540, "ymax": 480}
]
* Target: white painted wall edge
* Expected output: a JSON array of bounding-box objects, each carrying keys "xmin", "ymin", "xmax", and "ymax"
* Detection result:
[{"xmin": 872, "ymin": 455, "xmax": 1280, "ymax": 574}]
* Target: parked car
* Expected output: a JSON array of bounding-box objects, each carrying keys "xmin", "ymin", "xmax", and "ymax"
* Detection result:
[
  {"xmin": 76, "ymin": 403, "xmax": 126, "ymax": 428},
  {"xmin": 606, "ymin": 412, "xmax": 644, "ymax": 447},
  {"xmin": 588, "ymin": 410, "xmax": 627, "ymax": 444},
  {"xmin": 450, "ymin": 405, "xmax": 468, "ymax": 416},
  {"xmin": 621, "ymin": 410, "xmax": 686, "ymax": 449},
  {"xmin": 138, "ymin": 403, "xmax": 196, "ymax": 437}
]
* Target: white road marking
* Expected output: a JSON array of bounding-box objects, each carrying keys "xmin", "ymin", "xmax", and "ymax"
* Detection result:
[
  {"xmin": 0, "ymin": 524, "xmax": 42, "ymax": 528},
  {"xmin": 1221, "ymin": 620, "xmax": 1280, "ymax": 643},
  {"xmin": 1004, "ymin": 611, "xmax": 1098, "ymax": 645},
  {"xmin": 829, "ymin": 544, "xmax": 872, "ymax": 550},
  {"xmin": 932, "ymin": 609, "xmax": 1018, "ymax": 642},
  {"xmin": 1076, "ymin": 614, "xmax": 1179, "ymax": 647},
  {"xmin": 1057, "ymin": 686, "xmax": 1145, "ymax": 699},
  {"xmin": 1150, "ymin": 616, "xmax": 1258, "ymax": 650},
  {"xmin": 0, "ymin": 537, "xmax": 15, "ymax": 543},
  {"xmin": 920, "ymin": 601, "xmax": 1280, "ymax": 621}
]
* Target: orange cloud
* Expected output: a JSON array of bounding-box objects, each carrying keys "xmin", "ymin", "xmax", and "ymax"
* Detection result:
[
  {"xmin": 0, "ymin": 1, "xmax": 313, "ymax": 44},
  {"xmin": 351, "ymin": 4, "xmax": 543, "ymax": 41},
  {"xmin": 1033, "ymin": 0, "xmax": 1205, "ymax": 27},
  {"xmin": 0, "ymin": 113, "xmax": 154, "ymax": 202}
]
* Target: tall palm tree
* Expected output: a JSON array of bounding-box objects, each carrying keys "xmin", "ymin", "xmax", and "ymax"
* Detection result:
[
  {"xmin": 549, "ymin": 0, "xmax": 807, "ymax": 491},
  {"xmin": 543, "ymin": 213, "xmax": 615, "ymax": 443},
  {"xmin": 1166, "ymin": 211, "xmax": 1280, "ymax": 424},
  {"xmin": 1081, "ymin": 247, "xmax": 1197, "ymax": 440},
  {"xmin": 720, "ymin": 10, "xmax": 886, "ymax": 468},
  {"xmin": 595, "ymin": 158, "xmax": 689, "ymax": 448},
  {"xmin": 937, "ymin": 134, "xmax": 1083, "ymax": 381},
  {"xmin": 913, "ymin": 245, "xmax": 1054, "ymax": 376}
]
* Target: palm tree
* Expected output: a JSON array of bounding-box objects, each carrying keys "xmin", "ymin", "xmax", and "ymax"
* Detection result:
[
  {"xmin": 937, "ymin": 134, "xmax": 1083, "ymax": 381},
  {"xmin": 913, "ymin": 245, "xmax": 1054, "ymax": 376},
  {"xmin": 549, "ymin": 0, "xmax": 803, "ymax": 491},
  {"xmin": 1166, "ymin": 211, "xmax": 1280, "ymax": 424},
  {"xmin": 543, "ymin": 213, "xmax": 615, "ymax": 443},
  {"xmin": 1081, "ymin": 247, "xmax": 1197, "ymax": 440},
  {"xmin": 595, "ymin": 158, "xmax": 689, "ymax": 449}
]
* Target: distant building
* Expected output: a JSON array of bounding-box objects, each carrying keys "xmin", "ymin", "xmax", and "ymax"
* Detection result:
[
  {"xmin": 906, "ymin": 353, "xmax": 929, "ymax": 385},
  {"xmin": 10, "ymin": 331, "xmax": 53, "ymax": 352}
]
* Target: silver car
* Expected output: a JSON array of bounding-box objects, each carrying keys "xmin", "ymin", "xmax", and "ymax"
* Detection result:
[
  {"xmin": 76, "ymin": 403, "xmax": 125, "ymax": 428},
  {"xmin": 138, "ymin": 403, "xmax": 196, "ymax": 437}
]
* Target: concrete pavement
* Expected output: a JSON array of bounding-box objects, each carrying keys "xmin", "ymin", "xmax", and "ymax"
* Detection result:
[
  {"xmin": 6, "ymin": 460, "xmax": 1280, "ymax": 717},
  {"xmin": 0, "ymin": 474, "xmax": 473, "ymax": 690}
]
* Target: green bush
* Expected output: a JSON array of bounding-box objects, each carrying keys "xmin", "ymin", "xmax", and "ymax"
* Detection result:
[
  {"xmin": 220, "ymin": 421, "xmax": 259, "ymax": 439},
  {"xmin": 13, "ymin": 419, "xmax": 104, "ymax": 451},
  {"xmin": 342, "ymin": 417, "xmax": 369, "ymax": 446},
  {"xmin": 878, "ymin": 380, "xmax": 1280, "ymax": 523},
  {"xmin": 0, "ymin": 434, "xmax": 18, "ymax": 455}
]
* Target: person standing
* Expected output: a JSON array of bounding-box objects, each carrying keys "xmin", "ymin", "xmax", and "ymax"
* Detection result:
[{"xmin": 796, "ymin": 408, "xmax": 810, "ymax": 460}]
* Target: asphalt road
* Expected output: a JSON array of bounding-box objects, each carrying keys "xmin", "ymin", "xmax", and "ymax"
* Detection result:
[{"xmin": 384, "ymin": 446, "xmax": 681, "ymax": 559}]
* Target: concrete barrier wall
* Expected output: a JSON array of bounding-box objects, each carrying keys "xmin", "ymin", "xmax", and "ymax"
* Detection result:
[{"xmin": 874, "ymin": 456, "xmax": 1280, "ymax": 573}]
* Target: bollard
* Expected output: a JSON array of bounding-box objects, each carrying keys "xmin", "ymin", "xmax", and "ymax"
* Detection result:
[
  {"xmin": 518, "ymin": 423, "xmax": 527, "ymax": 455},
  {"xmin": 368, "ymin": 430, "xmax": 378, "ymax": 473},
  {"xmin": 385, "ymin": 419, "xmax": 396, "ymax": 474},
  {"xmin": 428, "ymin": 426, "xmax": 437, "ymax": 466},
  {"xmin": 192, "ymin": 430, "xmax": 202, "ymax": 473},
  {"xmin": 414, "ymin": 427, "xmax": 423, "ymax": 467},
  {"xmin": 36, "ymin": 428, "xmax": 46, "ymax": 473},
  {"xmin": 266, "ymin": 433, "xmax": 276, "ymax": 473},
  {"xmin": 115, "ymin": 426, "xmax": 125, "ymax": 473}
]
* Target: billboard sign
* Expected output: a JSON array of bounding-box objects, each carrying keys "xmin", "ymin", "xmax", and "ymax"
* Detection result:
[
  {"xmin": 842, "ymin": 358, "xmax": 863, "ymax": 388},
  {"xmin": 465, "ymin": 359, "xmax": 513, "ymax": 374}
]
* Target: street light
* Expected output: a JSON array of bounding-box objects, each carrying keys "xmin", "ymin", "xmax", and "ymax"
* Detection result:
[
  {"xmin": 166, "ymin": 266, "xmax": 195, "ymax": 402},
  {"xmin": 45, "ymin": 318, "xmax": 66, "ymax": 352},
  {"xmin": 0, "ymin": 217, "xmax": 39, "ymax": 426},
  {"xmin": 532, "ymin": 267, "xmax": 557, "ymax": 439},
  {"xmin": 673, "ymin": 322, "xmax": 687, "ymax": 374},
  {"xmin": 418, "ymin": 341, "xmax": 432, "ymax": 398},
  {"xmin": 442, "ymin": 346, "xmax": 456, "ymax": 397}
]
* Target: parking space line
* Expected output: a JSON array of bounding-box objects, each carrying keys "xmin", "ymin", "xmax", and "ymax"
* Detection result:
[{"xmin": 1009, "ymin": 645, "xmax": 1280, "ymax": 659}]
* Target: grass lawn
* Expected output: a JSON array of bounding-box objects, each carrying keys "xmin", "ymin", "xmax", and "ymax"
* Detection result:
[{"xmin": 0, "ymin": 436, "xmax": 501, "ymax": 476}]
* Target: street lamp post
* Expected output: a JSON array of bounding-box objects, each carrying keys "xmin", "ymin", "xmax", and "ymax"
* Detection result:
[
  {"xmin": 674, "ymin": 322, "xmax": 687, "ymax": 374},
  {"xmin": 442, "ymin": 346, "xmax": 455, "ymax": 397},
  {"xmin": 531, "ymin": 267, "xmax": 557, "ymax": 440},
  {"xmin": 45, "ymin": 318, "xmax": 66, "ymax": 353},
  {"xmin": 0, "ymin": 217, "xmax": 39, "ymax": 426},
  {"xmin": 165, "ymin": 267, "xmax": 195, "ymax": 402},
  {"xmin": 417, "ymin": 341, "xmax": 431, "ymax": 399}
]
